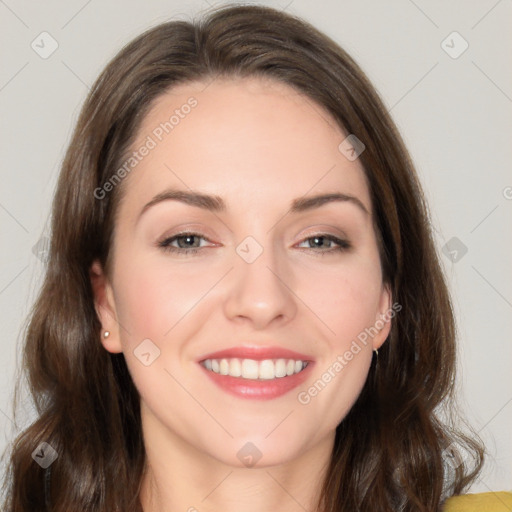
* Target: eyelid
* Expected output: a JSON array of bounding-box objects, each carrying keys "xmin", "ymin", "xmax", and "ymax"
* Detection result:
[{"xmin": 296, "ymin": 224, "xmax": 349, "ymax": 239}]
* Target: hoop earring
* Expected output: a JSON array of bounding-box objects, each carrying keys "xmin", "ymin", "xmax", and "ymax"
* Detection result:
[{"xmin": 103, "ymin": 331, "xmax": 110, "ymax": 338}]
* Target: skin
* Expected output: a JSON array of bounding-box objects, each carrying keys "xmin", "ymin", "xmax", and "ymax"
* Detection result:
[{"xmin": 90, "ymin": 76, "xmax": 392, "ymax": 512}]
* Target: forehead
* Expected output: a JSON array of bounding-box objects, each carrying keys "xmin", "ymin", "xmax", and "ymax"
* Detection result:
[{"xmin": 119, "ymin": 76, "xmax": 371, "ymax": 219}]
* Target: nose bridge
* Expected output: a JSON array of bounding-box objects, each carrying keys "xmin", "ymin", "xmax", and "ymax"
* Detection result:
[{"xmin": 223, "ymin": 232, "xmax": 297, "ymax": 327}]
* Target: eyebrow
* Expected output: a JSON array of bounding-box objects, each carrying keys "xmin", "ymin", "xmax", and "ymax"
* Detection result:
[{"xmin": 138, "ymin": 187, "xmax": 369, "ymax": 220}]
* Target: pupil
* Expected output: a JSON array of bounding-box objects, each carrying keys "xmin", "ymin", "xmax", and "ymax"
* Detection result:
[
  {"xmin": 181, "ymin": 235, "xmax": 197, "ymax": 248},
  {"xmin": 313, "ymin": 236, "xmax": 325, "ymax": 248}
]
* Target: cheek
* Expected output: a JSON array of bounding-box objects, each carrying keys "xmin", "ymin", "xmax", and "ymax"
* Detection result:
[
  {"xmin": 111, "ymin": 254, "xmax": 214, "ymax": 398},
  {"xmin": 295, "ymin": 266, "xmax": 379, "ymax": 428},
  {"xmin": 295, "ymin": 256, "xmax": 382, "ymax": 424},
  {"xmin": 113, "ymin": 253, "xmax": 214, "ymax": 339},
  {"xmin": 299, "ymin": 256, "xmax": 383, "ymax": 345}
]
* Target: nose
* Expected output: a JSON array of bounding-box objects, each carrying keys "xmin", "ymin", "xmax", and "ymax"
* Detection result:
[{"xmin": 223, "ymin": 239, "xmax": 297, "ymax": 330}]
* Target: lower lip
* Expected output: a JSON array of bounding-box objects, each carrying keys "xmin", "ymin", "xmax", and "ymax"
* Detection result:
[{"xmin": 198, "ymin": 362, "xmax": 315, "ymax": 400}]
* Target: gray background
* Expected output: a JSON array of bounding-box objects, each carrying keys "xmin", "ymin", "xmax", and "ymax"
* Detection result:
[{"xmin": 1, "ymin": 0, "xmax": 511, "ymax": 494}]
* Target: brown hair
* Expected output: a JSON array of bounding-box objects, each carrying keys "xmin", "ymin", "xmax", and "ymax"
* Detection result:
[{"xmin": 1, "ymin": 4, "xmax": 484, "ymax": 511}]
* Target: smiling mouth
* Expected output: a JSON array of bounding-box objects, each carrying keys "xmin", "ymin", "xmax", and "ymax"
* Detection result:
[{"xmin": 200, "ymin": 357, "xmax": 310, "ymax": 380}]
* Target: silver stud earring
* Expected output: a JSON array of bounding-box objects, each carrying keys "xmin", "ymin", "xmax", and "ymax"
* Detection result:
[{"xmin": 103, "ymin": 331, "xmax": 110, "ymax": 338}]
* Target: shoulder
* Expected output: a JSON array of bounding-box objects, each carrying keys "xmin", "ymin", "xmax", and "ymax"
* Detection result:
[{"xmin": 443, "ymin": 491, "xmax": 512, "ymax": 511}]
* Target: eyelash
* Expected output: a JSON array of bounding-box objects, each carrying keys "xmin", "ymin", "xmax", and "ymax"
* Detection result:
[{"xmin": 157, "ymin": 232, "xmax": 351, "ymax": 256}]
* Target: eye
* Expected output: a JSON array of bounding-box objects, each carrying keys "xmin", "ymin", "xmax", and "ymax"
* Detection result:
[
  {"xmin": 157, "ymin": 232, "xmax": 213, "ymax": 255},
  {"xmin": 295, "ymin": 234, "xmax": 351, "ymax": 255},
  {"xmin": 157, "ymin": 232, "xmax": 351, "ymax": 256}
]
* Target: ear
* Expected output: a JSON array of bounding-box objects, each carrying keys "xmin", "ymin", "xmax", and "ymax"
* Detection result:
[
  {"xmin": 372, "ymin": 283, "xmax": 394, "ymax": 351},
  {"xmin": 90, "ymin": 260, "xmax": 123, "ymax": 354}
]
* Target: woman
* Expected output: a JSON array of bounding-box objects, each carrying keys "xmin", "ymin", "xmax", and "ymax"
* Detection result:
[{"xmin": 1, "ymin": 4, "xmax": 487, "ymax": 511}]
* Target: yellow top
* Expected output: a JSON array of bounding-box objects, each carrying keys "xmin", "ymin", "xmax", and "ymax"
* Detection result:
[{"xmin": 443, "ymin": 492, "xmax": 512, "ymax": 511}]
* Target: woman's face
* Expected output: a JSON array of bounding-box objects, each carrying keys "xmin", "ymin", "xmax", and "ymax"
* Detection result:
[{"xmin": 92, "ymin": 76, "xmax": 392, "ymax": 468}]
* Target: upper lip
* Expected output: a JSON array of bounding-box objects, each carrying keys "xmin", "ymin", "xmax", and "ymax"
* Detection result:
[{"xmin": 197, "ymin": 345, "xmax": 315, "ymax": 363}]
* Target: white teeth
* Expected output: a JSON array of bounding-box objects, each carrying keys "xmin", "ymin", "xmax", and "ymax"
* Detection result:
[
  {"xmin": 219, "ymin": 359, "xmax": 229, "ymax": 375},
  {"xmin": 229, "ymin": 358, "xmax": 242, "ymax": 377},
  {"xmin": 259, "ymin": 359, "xmax": 275, "ymax": 380},
  {"xmin": 241, "ymin": 359, "xmax": 259, "ymax": 379},
  {"xmin": 201, "ymin": 358, "xmax": 309, "ymax": 380},
  {"xmin": 274, "ymin": 358, "xmax": 287, "ymax": 378}
]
